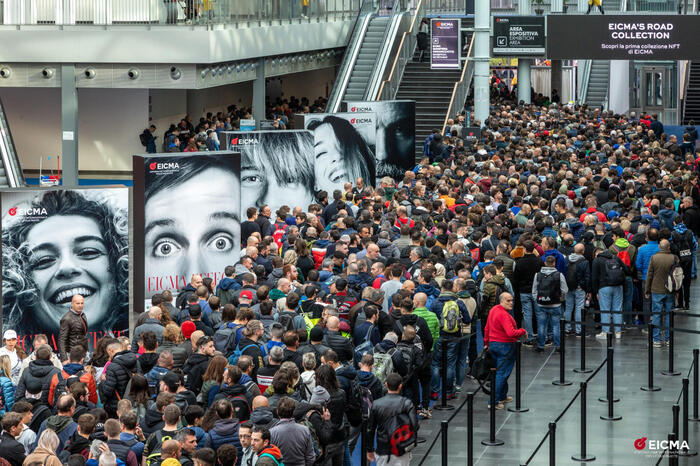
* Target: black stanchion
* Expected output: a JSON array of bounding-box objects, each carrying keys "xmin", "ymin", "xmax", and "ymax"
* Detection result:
[
  {"xmin": 599, "ymin": 342, "xmax": 619, "ymax": 404},
  {"xmin": 661, "ymin": 310, "xmax": 680, "ymax": 376},
  {"xmin": 679, "ymin": 378, "xmax": 698, "ymax": 457},
  {"xmin": 548, "ymin": 422, "xmax": 556, "ymax": 466},
  {"xmin": 641, "ymin": 323, "xmax": 661, "ymax": 392},
  {"xmin": 571, "ymin": 382, "xmax": 595, "ymax": 462},
  {"xmin": 360, "ymin": 417, "xmax": 367, "ymax": 466},
  {"xmin": 441, "ymin": 420, "xmax": 448, "ymax": 466},
  {"xmin": 553, "ymin": 319, "xmax": 572, "ymax": 386},
  {"xmin": 434, "ymin": 340, "xmax": 454, "ymax": 411},
  {"xmin": 672, "ymin": 404, "xmax": 680, "ymax": 445},
  {"xmin": 692, "ymin": 349, "xmax": 700, "ymax": 422},
  {"xmin": 574, "ymin": 308, "xmax": 592, "ymax": 374},
  {"xmin": 600, "ymin": 346, "xmax": 622, "ymax": 421},
  {"xmin": 668, "ymin": 432, "xmax": 679, "ymax": 466},
  {"xmin": 508, "ymin": 341, "xmax": 529, "ymax": 413},
  {"xmin": 467, "ymin": 392, "xmax": 474, "ymax": 465},
  {"xmin": 481, "ymin": 368, "xmax": 504, "ymax": 446}
]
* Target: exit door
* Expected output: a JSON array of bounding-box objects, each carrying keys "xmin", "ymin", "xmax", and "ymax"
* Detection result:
[{"xmin": 641, "ymin": 67, "xmax": 665, "ymax": 114}]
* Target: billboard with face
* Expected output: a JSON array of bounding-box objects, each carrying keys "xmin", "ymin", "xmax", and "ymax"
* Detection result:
[
  {"xmin": 297, "ymin": 112, "xmax": 377, "ymax": 190},
  {"xmin": 221, "ymin": 130, "xmax": 318, "ymax": 213},
  {"xmin": 1, "ymin": 187, "xmax": 129, "ymax": 350},
  {"xmin": 133, "ymin": 152, "xmax": 241, "ymax": 304},
  {"xmin": 344, "ymin": 100, "xmax": 416, "ymax": 180}
]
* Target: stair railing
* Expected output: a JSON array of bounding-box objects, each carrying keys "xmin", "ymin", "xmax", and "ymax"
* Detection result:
[
  {"xmin": 376, "ymin": 0, "xmax": 426, "ymax": 100},
  {"xmin": 680, "ymin": 60, "xmax": 690, "ymax": 123},
  {"xmin": 0, "ymin": 99, "xmax": 25, "ymax": 187},
  {"xmin": 441, "ymin": 32, "xmax": 475, "ymax": 133},
  {"xmin": 578, "ymin": 59, "xmax": 592, "ymax": 105},
  {"xmin": 326, "ymin": 0, "xmax": 376, "ymax": 113}
]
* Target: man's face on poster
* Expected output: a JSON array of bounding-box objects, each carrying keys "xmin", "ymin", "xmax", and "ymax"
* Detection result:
[{"xmin": 374, "ymin": 102, "xmax": 414, "ymax": 179}]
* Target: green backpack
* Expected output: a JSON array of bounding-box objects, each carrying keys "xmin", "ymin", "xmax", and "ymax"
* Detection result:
[
  {"xmin": 259, "ymin": 453, "xmax": 285, "ymax": 466},
  {"xmin": 440, "ymin": 300, "xmax": 461, "ymax": 333}
]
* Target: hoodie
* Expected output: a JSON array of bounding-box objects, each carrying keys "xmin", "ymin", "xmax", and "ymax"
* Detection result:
[
  {"xmin": 377, "ymin": 238, "xmax": 400, "ymax": 259},
  {"xmin": 566, "ymin": 253, "xmax": 590, "ymax": 292},
  {"xmin": 543, "ymin": 249, "xmax": 567, "ymax": 275},
  {"xmin": 38, "ymin": 415, "xmax": 77, "ymax": 452},
  {"xmin": 257, "ymin": 445, "xmax": 284, "ymax": 466},
  {"xmin": 532, "ymin": 267, "xmax": 568, "ymax": 307},
  {"xmin": 141, "ymin": 407, "xmax": 164, "ymax": 438},
  {"xmin": 250, "ymin": 407, "xmax": 279, "ymax": 430},
  {"xmin": 415, "ymin": 284, "xmax": 440, "ymax": 301},
  {"xmin": 217, "ymin": 276, "xmax": 239, "ymax": 291},
  {"xmin": 658, "ymin": 208, "xmax": 679, "ymax": 230},
  {"xmin": 672, "ymin": 223, "xmax": 698, "ymax": 254},
  {"xmin": 357, "ymin": 370, "xmax": 384, "ymax": 400},
  {"xmin": 206, "ymin": 418, "xmax": 242, "ymax": 457},
  {"xmin": 610, "ymin": 237, "xmax": 637, "ymax": 275}
]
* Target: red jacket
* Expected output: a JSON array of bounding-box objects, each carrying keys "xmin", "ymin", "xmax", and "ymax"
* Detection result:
[
  {"xmin": 484, "ymin": 305, "xmax": 526, "ymax": 344},
  {"xmin": 579, "ymin": 207, "xmax": 607, "ymax": 223},
  {"xmin": 62, "ymin": 368, "xmax": 98, "ymax": 404}
]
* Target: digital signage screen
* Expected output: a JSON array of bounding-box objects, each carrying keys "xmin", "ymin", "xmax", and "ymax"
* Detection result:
[
  {"xmin": 431, "ymin": 19, "xmax": 461, "ymax": 70},
  {"xmin": 493, "ymin": 16, "xmax": 545, "ymax": 56}
]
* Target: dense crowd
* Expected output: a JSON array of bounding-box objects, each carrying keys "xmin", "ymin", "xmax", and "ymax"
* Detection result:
[{"xmin": 2, "ymin": 99, "xmax": 700, "ymax": 466}]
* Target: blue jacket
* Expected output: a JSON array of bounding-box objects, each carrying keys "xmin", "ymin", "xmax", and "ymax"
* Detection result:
[
  {"xmin": 146, "ymin": 365, "xmax": 169, "ymax": 392},
  {"xmin": 659, "ymin": 209, "xmax": 679, "ymax": 230},
  {"xmin": 543, "ymin": 249, "xmax": 567, "ymax": 275},
  {"xmin": 217, "ymin": 277, "xmax": 239, "ymax": 292},
  {"xmin": 636, "ymin": 240, "xmax": 659, "ymax": 280},
  {"xmin": 206, "ymin": 418, "xmax": 242, "ymax": 458},
  {"xmin": 0, "ymin": 375, "xmax": 14, "ymax": 414},
  {"xmin": 673, "ymin": 224, "xmax": 698, "ymax": 251}
]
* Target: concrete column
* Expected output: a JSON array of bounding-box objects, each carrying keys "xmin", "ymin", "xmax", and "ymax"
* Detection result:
[
  {"xmin": 473, "ymin": 0, "xmax": 490, "ymax": 127},
  {"xmin": 61, "ymin": 65, "xmax": 78, "ymax": 187},
  {"xmin": 186, "ymin": 89, "xmax": 206, "ymax": 121},
  {"xmin": 253, "ymin": 58, "xmax": 265, "ymax": 129},
  {"xmin": 518, "ymin": 59, "xmax": 532, "ymax": 104},
  {"xmin": 551, "ymin": 59, "xmax": 562, "ymax": 101},
  {"xmin": 518, "ymin": 0, "xmax": 532, "ymax": 15}
]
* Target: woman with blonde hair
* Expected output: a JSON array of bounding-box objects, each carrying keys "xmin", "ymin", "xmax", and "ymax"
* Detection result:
[
  {"xmin": 23, "ymin": 429, "xmax": 62, "ymax": 466},
  {"xmin": 0, "ymin": 355, "xmax": 15, "ymax": 414}
]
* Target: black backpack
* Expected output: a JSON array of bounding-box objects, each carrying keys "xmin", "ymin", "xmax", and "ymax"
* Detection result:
[
  {"xmin": 277, "ymin": 311, "xmax": 296, "ymax": 331},
  {"xmin": 139, "ymin": 129, "xmax": 149, "ymax": 146},
  {"xmin": 604, "ymin": 256, "xmax": 626, "ymax": 286},
  {"xmin": 536, "ymin": 272, "xmax": 561, "ymax": 306},
  {"xmin": 672, "ymin": 230, "xmax": 694, "ymax": 265},
  {"xmin": 346, "ymin": 378, "xmax": 363, "ymax": 427},
  {"xmin": 387, "ymin": 402, "xmax": 417, "ymax": 457},
  {"xmin": 565, "ymin": 260, "xmax": 579, "ymax": 291}
]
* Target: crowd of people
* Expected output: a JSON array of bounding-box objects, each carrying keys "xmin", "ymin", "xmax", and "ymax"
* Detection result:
[
  {"xmin": 2, "ymin": 97, "xmax": 700, "ymax": 466},
  {"xmin": 139, "ymin": 96, "xmax": 329, "ymax": 154}
]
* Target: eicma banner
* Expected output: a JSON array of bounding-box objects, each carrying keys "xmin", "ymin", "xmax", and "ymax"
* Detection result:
[
  {"xmin": 431, "ymin": 19, "xmax": 460, "ymax": 70},
  {"xmin": 133, "ymin": 152, "xmax": 241, "ymax": 304},
  {"xmin": 221, "ymin": 130, "xmax": 318, "ymax": 213},
  {"xmin": 296, "ymin": 112, "xmax": 377, "ymax": 189},
  {"xmin": 344, "ymin": 100, "xmax": 416, "ymax": 179},
  {"xmin": 547, "ymin": 15, "xmax": 700, "ymax": 59},
  {"xmin": 0, "ymin": 187, "xmax": 129, "ymax": 351}
]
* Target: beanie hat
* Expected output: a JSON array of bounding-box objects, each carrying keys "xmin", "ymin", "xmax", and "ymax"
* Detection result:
[
  {"xmin": 309, "ymin": 327, "xmax": 324, "ymax": 342},
  {"xmin": 181, "ymin": 320, "xmax": 196, "ymax": 340}
]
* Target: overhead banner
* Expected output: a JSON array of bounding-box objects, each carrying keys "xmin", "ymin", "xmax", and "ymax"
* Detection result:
[
  {"xmin": 431, "ymin": 19, "xmax": 461, "ymax": 70},
  {"xmin": 547, "ymin": 15, "xmax": 700, "ymax": 59},
  {"xmin": 221, "ymin": 131, "xmax": 317, "ymax": 213},
  {"xmin": 296, "ymin": 112, "xmax": 377, "ymax": 189},
  {"xmin": 493, "ymin": 16, "xmax": 546, "ymax": 56},
  {"xmin": 0, "ymin": 187, "xmax": 129, "ymax": 351},
  {"xmin": 344, "ymin": 100, "xmax": 416, "ymax": 179},
  {"xmin": 133, "ymin": 152, "xmax": 241, "ymax": 305}
]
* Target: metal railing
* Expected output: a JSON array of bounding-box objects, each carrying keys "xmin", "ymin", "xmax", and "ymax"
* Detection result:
[
  {"xmin": 578, "ymin": 59, "xmax": 592, "ymax": 105},
  {"xmin": 0, "ymin": 99, "xmax": 25, "ymax": 188},
  {"xmin": 326, "ymin": 0, "xmax": 376, "ymax": 112},
  {"xmin": 1, "ymin": 0, "xmax": 361, "ymax": 26},
  {"xmin": 626, "ymin": 0, "xmax": 682, "ymax": 11},
  {"xmin": 365, "ymin": 0, "xmax": 410, "ymax": 100},
  {"xmin": 441, "ymin": 32, "xmax": 475, "ymax": 131},
  {"xmin": 376, "ymin": 0, "xmax": 425, "ymax": 101},
  {"xmin": 680, "ymin": 60, "xmax": 691, "ymax": 123}
]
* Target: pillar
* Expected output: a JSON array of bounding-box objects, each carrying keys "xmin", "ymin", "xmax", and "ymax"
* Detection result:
[
  {"xmin": 253, "ymin": 58, "xmax": 265, "ymax": 129},
  {"xmin": 518, "ymin": 59, "xmax": 531, "ymax": 104},
  {"xmin": 473, "ymin": 0, "xmax": 490, "ymax": 127},
  {"xmin": 186, "ymin": 89, "xmax": 206, "ymax": 121},
  {"xmin": 551, "ymin": 59, "xmax": 562, "ymax": 102},
  {"xmin": 61, "ymin": 65, "xmax": 78, "ymax": 187},
  {"xmin": 518, "ymin": 0, "xmax": 531, "ymax": 15}
]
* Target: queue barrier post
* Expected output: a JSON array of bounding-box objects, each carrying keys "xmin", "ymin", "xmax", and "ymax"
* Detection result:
[
  {"xmin": 548, "ymin": 422, "xmax": 556, "ymax": 466},
  {"xmin": 692, "ymin": 349, "xmax": 699, "ymax": 422},
  {"xmin": 668, "ymin": 432, "xmax": 679, "ymax": 466},
  {"xmin": 679, "ymin": 378, "xmax": 697, "ymax": 457},
  {"xmin": 661, "ymin": 310, "xmax": 680, "ymax": 376},
  {"xmin": 571, "ymin": 381, "xmax": 595, "ymax": 462},
  {"xmin": 641, "ymin": 323, "xmax": 661, "ymax": 392},
  {"xmin": 600, "ymin": 346, "xmax": 621, "ymax": 421},
  {"xmin": 441, "ymin": 420, "xmax": 448, "ymax": 466},
  {"xmin": 573, "ymin": 307, "xmax": 592, "ymax": 374},
  {"xmin": 467, "ymin": 392, "xmax": 474, "ymax": 465},
  {"xmin": 508, "ymin": 341, "xmax": 529, "ymax": 413},
  {"xmin": 552, "ymin": 318, "xmax": 572, "ymax": 387},
  {"xmin": 481, "ymin": 368, "xmax": 504, "ymax": 446}
]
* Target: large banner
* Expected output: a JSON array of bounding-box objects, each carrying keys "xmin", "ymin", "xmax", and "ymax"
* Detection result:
[
  {"xmin": 133, "ymin": 152, "xmax": 241, "ymax": 305},
  {"xmin": 296, "ymin": 112, "xmax": 377, "ymax": 189},
  {"xmin": 493, "ymin": 16, "xmax": 545, "ymax": 56},
  {"xmin": 431, "ymin": 19, "xmax": 461, "ymax": 70},
  {"xmin": 221, "ymin": 130, "xmax": 320, "ymax": 213},
  {"xmin": 344, "ymin": 100, "xmax": 416, "ymax": 179},
  {"xmin": 0, "ymin": 187, "xmax": 129, "ymax": 351},
  {"xmin": 547, "ymin": 15, "xmax": 700, "ymax": 60}
]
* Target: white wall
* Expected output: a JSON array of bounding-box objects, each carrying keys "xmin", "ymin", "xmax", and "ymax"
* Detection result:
[
  {"xmin": 609, "ymin": 61, "xmax": 630, "ymax": 115},
  {"xmin": 278, "ymin": 68, "xmax": 337, "ymax": 102},
  {"xmin": 0, "ymin": 87, "xmax": 148, "ymax": 173}
]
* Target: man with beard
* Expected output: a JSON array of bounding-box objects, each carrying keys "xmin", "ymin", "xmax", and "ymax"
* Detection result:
[{"xmin": 58, "ymin": 295, "xmax": 88, "ymax": 361}]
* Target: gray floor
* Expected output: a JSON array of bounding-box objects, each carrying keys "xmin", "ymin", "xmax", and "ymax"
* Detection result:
[{"xmin": 410, "ymin": 286, "xmax": 700, "ymax": 465}]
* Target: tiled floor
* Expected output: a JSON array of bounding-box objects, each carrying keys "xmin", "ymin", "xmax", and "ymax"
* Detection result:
[{"xmin": 409, "ymin": 287, "xmax": 700, "ymax": 465}]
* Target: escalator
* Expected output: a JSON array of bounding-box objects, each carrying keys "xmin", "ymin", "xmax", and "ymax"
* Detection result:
[
  {"xmin": 0, "ymin": 99, "xmax": 25, "ymax": 188},
  {"xmin": 343, "ymin": 16, "xmax": 391, "ymax": 103},
  {"xmin": 584, "ymin": 60, "xmax": 610, "ymax": 109}
]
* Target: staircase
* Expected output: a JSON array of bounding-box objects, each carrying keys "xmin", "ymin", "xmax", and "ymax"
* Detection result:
[
  {"xmin": 585, "ymin": 60, "xmax": 610, "ymax": 109},
  {"xmin": 396, "ymin": 36, "xmax": 470, "ymax": 156},
  {"xmin": 0, "ymin": 99, "xmax": 24, "ymax": 187},
  {"xmin": 683, "ymin": 61, "xmax": 700, "ymax": 124},
  {"xmin": 342, "ymin": 16, "xmax": 390, "ymax": 102}
]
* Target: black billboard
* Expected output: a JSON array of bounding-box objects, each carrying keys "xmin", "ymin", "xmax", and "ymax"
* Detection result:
[
  {"xmin": 547, "ymin": 15, "xmax": 700, "ymax": 59},
  {"xmin": 493, "ymin": 16, "xmax": 545, "ymax": 56}
]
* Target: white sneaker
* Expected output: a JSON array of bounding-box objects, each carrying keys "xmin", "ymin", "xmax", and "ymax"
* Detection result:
[
  {"xmin": 615, "ymin": 332, "xmax": 622, "ymax": 339},
  {"xmin": 595, "ymin": 332, "xmax": 608, "ymax": 340}
]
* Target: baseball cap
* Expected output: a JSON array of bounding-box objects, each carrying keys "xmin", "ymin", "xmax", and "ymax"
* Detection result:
[
  {"xmin": 2, "ymin": 330, "xmax": 17, "ymax": 340},
  {"xmin": 240, "ymin": 290, "xmax": 253, "ymax": 301},
  {"xmin": 181, "ymin": 320, "xmax": 196, "ymax": 340},
  {"xmin": 161, "ymin": 371, "xmax": 181, "ymax": 392}
]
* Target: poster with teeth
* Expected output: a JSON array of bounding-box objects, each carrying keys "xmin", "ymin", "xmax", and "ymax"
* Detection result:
[
  {"xmin": 221, "ymin": 130, "xmax": 318, "ymax": 213},
  {"xmin": 295, "ymin": 112, "xmax": 377, "ymax": 191},
  {"xmin": 0, "ymin": 187, "xmax": 129, "ymax": 352},
  {"xmin": 132, "ymin": 152, "xmax": 241, "ymax": 307},
  {"xmin": 343, "ymin": 100, "xmax": 417, "ymax": 180}
]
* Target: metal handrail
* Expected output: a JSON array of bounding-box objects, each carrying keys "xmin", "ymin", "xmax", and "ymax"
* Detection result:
[
  {"xmin": 0, "ymin": 99, "xmax": 25, "ymax": 187},
  {"xmin": 578, "ymin": 59, "xmax": 592, "ymax": 105},
  {"xmin": 365, "ymin": 0, "xmax": 407, "ymax": 100},
  {"xmin": 441, "ymin": 32, "xmax": 475, "ymax": 132},
  {"xmin": 376, "ymin": 0, "xmax": 426, "ymax": 100},
  {"xmin": 680, "ymin": 60, "xmax": 691, "ymax": 123},
  {"xmin": 326, "ymin": 0, "xmax": 376, "ymax": 112}
]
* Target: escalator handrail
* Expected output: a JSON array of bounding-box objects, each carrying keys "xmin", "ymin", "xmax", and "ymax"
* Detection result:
[{"xmin": 0, "ymin": 99, "xmax": 25, "ymax": 188}]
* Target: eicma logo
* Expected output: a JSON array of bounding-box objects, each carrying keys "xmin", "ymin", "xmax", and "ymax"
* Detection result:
[
  {"xmin": 8, "ymin": 206, "xmax": 48, "ymax": 217},
  {"xmin": 634, "ymin": 437, "xmax": 691, "ymax": 452},
  {"xmin": 350, "ymin": 106, "xmax": 373, "ymax": 113},
  {"xmin": 350, "ymin": 118, "xmax": 373, "ymax": 125},
  {"xmin": 149, "ymin": 162, "xmax": 179, "ymax": 171},
  {"xmin": 231, "ymin": 137, "xmax": 259, "ymax": 145}
]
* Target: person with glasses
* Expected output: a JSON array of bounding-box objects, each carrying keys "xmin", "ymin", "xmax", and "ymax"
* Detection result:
[
  {"xmin": 239, "ymin": 421, "xmax": 257, "ymax": 466},
  {"xmin": 483, "ymin": 293, "xmax": 527, "ymax": 410}
]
